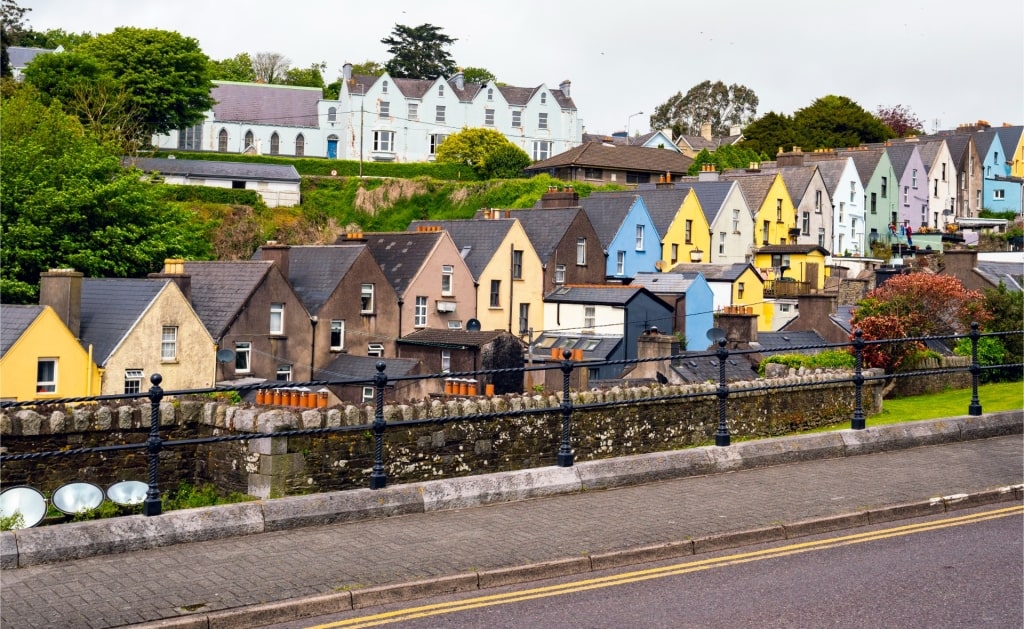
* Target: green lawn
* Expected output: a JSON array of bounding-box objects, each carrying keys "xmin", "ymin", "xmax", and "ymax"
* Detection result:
[{"xmin": 867, "ymin": 381, "xmax": 1024, "ymax": 425}]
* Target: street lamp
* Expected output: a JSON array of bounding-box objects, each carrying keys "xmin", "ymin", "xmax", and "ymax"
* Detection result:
[{"xmin": 626, "ymin": 111, "xmax": 643, "ymax": 145}]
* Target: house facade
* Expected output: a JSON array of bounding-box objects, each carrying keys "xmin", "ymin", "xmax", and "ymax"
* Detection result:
[
  {"xmin": 126, "ymin": 157, "xmax": 301, "ymax": 208},
  {"xmin": 721, "ymin": 171, "xmax": 798, "ymax": 250},
  {"xmin": 675, "ymin": 178, "xmax": 756, "ymax": 265},
  {"xmin": 517, "ymin": 191, "xmax": 607, "ymax": 292},
  {"xmin": 629, "ymin": 271, "xmax": 714, "ymax": 347},
  {"xmin": 580, "ymin": 194, "xmax": 660, "ymax": 279},
  {"xmin": 524, "ymin": 143, "xmax": 694, "ymax": 185}
]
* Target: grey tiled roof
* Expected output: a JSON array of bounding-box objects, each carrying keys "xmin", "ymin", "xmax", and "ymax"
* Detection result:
[
  {"xmin": 544, "ymin": 284, "xmax": 645, "ymax": 305},
  {"xmin": 511, "ymin": 208, "xmax": 587, "ymax": 260},
  {"xmin": 7, "ymin": 46, "xmax": 54, "ymax": 69},
  {"xmin": 0, "ymin": 305, "xmax": 44, "ymax": 357},
  {"xmin": 971, "ymin": 130, "xmax": 998, "ymax": 156},
  {"xmin": 125, "ymin": 157, "xmax": 300, "ymax": 182},
  {"xmin": 664, "ymin": 263, "xmax": 757, "ymax": 282},
  {"xmin": 837, "ymin": 148, "xmax": 885, "ymax": 187},
  {"xmin": 254, "ymin": 245, "xmax": 363, "ymax": 314},
  {"xmin": 885, "ymin": 143, "xmax": 917, "ymax": 178},
  {"xmin": 526, "ymin": 143, "xmax": 694, "ymax": 174},
  {"xmin": 720, "ymin": 172, "xmax": 777, "ymax": 209},
  {"xmin": 590, "ymin": 189, "xmax": 690, "ymax": 237},
  {"xmin": 631, "ymin": 271, "xmax": 702, "ymax": 294},
  {"xmin": 398, "ymin": 328, "xmax": 507, "ymax": 348},
  {"xmin": 80, "ymin": 279, "xmax": 169, "ymax": 365},
  {"xmin": 993, "ymin": 126, "xmax": 1022, "ymax": 163},
  {"xmin": 756, "ymin": 244, "xmax": 830, "ymax": 255},
  {"xmin": 811, "ymin": 160, "xmax": 847, "ymax": 197},
  {"xmin": 529, "ymin": 334, "xmax": 621, "ymax": 361},
  {"xmin": 670, "ymin": 352, "xmax": 756, "ymax": 382},
  {"xmin": 582, "ymin": 133, "xmax": 626, "ymax": 145},
  {"xmin": 938, "ymin": 134, "xmax": 971, "ymax": 165},
  {"xmin": 682, "ymin": 181, "xmax": 735, "ymax": 224},
  {"xmin": 364, "ymin": 231, "xmax": 444, "ymax": 297},
  {"xmin": 314, "ymin": 353, "xmax": 419, "ymax": 382},
  {"xmin": 210, "ymin": 81, "xmax": 321, "ymax": 128},
  {"xmin": 183, "ymin": 261, "xmax": 275, "ymax": 339},
  {"xmin": 350, "ymin": 75, "xmax": 574, "ymax": 110},
  {"xmin": 831, "ymin": 305, "xmax": 855, "ymax": 332},
  {"xmin": 579, "ymin": 194, "xmax": 640, "ymax": 249},
  {"xmin": 975, "ymin": 261, "xmax": 1023, "ymax": 291},
  {"xmin": 755, "ymin": 331, "xmax": 829, "ymax": 355},
  {"xmin": 407, "ymin": 219, "xmax": 515, "ymax": 280}
]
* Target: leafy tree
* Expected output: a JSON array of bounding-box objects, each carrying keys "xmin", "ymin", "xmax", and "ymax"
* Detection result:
[
  {"xmin": 14, "ymin": 28, "xmax": 92, "ymax": 50},
  {"xmin": 649, "ymin": 80, "xmax": 758, "ymax": 138},
  {"xmin": 22, "ymin": 49, "xmax": 107, "ymax": 105},
  {"xmin": 792, "ymin": 95, "xmax": 894, "ymax": 150},
  {"xmin": 737, "ymin": 111, "xmax": 799, "ymax": 156},
  {"xmin": 0, "ymin": 0, "xmax": 30, "ymax": 76},
  {"xmin": 72, "ymin": 28, "xmax": 213, "ymax": 140},
  {"xmin": 461, "ymin": 66, "xmax": 495, "ymax": 84},
  {"xmin": 850, "ymin": 273, "xmax": 991, "ymax": 372},
  {"xmin": 686, "ymin": 145, "xmax": 770, "ymax": 176},
  {"xmin": 381, "ymin": 23, "xmax": 457, "ymax": 79},
  {"xmin": 876, "ymin": 104, "xmax": 924, "ymax": 137},
  {"xmin": 251, "ymin": 51, "xmax": 290, "ymax": 83},
  {"xmin": 975, "ymin": 282, "xmax": 1024, "ymax": 380},
  {"xmin": 482, "ymin": 333, "xmax": 525, "ymax": 394},
  {"xmin": 481, "ymin": 143, "xmax": 531, "ymax": 179},
  {"xmin": 209, "ymin": 52, "xmax": 255, "ymax": 82},
  {"xmin": 284, "ymin": 61, "xmax": 326, "ymax": 89},
  {"xmin": 436, "ymin": 127, "xmax": 519, "ymax": 175},
  {"xmin": 0, "ymin": 87, "xmax": 210, "ymax": 303},
  {"xmin": 350, "ymin": 60, "xmax": 385, "ymax": 76}
]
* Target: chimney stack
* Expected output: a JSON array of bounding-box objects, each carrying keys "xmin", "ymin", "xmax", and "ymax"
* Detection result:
[
  {"xmin": 260, "ymin": 241, "xmax": 291, "ymax": 279},
  {"xmin": 700, "ymin": 122, "xmax": 713, "ymax": 141},
  {"xmin": 39, "ymin": 269, "xmax": 83, "ymax": 338},
  {"xmin": 148, "ymin": 258, "xmax": 192, "ymax": 301},
  {"xmin": 342, "ymin": 62, "xmax": 352, "ymax": 81},
  {"xmin": 559, "ymin": 79, "xmax": 571, "ymax": 98}
]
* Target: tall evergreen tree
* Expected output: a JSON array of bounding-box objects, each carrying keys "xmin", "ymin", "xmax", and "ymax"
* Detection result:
[{"xmin": 381, "ymin": 23, "xmax": 457, "ymax": 79}]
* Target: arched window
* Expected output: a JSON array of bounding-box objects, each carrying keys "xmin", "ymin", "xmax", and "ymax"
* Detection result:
[
  {"xmin": 382, "ymin": 80, "xmax": 388, "ymax": 94},
  {"xmin": 295, "ymin": 133, "xmax": 305, "ymax": 157},
  {"xmin": 438, "ymin": 84, "xmax": 444, "ymax": 97},
  {"xmin": 487, "ymin": 88, "xmax": 493, "ymax": 101},
  {"xmin": 244, "ymin": 130, "xmax": 254, "ymax": 151},
  {"xmin": 218, "ymin": 129, "xmax": 228, "ymax": 152},
  {"xmin": 270, "ymin": 132, "xmax": 280, "ymax": 155},
  {"xmin": 541, "ymin": 92, "xmax": 547, "ymax": 104},
  {"xmin": 327, "ymin": 107, "xmax": 337, "ymax": 122}
]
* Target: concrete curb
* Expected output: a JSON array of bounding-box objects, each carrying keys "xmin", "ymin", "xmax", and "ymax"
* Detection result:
[
  {"xmin": 134, "ymin": 485, "xmax": 1024, "ymax": 629},
  {"xmin": 3, "ymin": 410, "xmax": 1021, "ymax": 569}
]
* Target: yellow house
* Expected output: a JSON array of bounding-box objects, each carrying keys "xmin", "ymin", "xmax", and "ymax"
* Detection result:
[
  {"xmin": 754, "ymin": 244, "xmax": 831, "ymax": 291},
  {"xmin": 1001, "ymin": 125, "xmax": 1024, "ymax": 178},
  {"xmin": 0, "ymin": 305, "xmax": 102, "ymax": 403},
  {"xmin": 408, "ymin": 217, "xmax": 544, "ymax": 336},
  {"xmin": 654, "ymin": 188, "xmax": 711, "ymax": 269},
  {"xmin": 722, "ymin": 171, "xmax": 798, "ymax": 249},
  {"xmin": 664, "ymin": 262, "xmax": 769, "ymax": 330}
]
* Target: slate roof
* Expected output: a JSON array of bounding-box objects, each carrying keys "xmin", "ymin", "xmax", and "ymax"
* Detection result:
[
  {"xmin": 754, "ymin": 331, "xmax": 829, "ymax": 356},
  {"xmin": 210, "ymin": 81, "xmax": 321, "ymax": 128},
  {"xmin": 971, "ymin": 130, "xmax": 998, "ymax": 156},
  {"xmin": 664, "ymin": 262, "xmax": 758, "ymax": 282},
  {"xmin": 677, "ymin": 132, "xmax": 744, "ymax": 152},
  {"xmin": 831, "ymin": 305, "xmax": 855, "ymax": 332},
  {"xmin": 630, "ymin": 271, "xmax": 703, "ymax": 294},
  {"xmin": 588, "ymin": 189, "xmax": 690, "ymax": 236},
  {"xmin": 79, "ymin": 279, "xmax": 169, "ymax": 365},
  {"xmin": 993, "ymin": 126, "xmax": 1023, "ymax": 163},
  {"xmin": 314, "ymin": 353, "xmax": 419, "ymax": 382},
  {"xmin": 510, "ymin": 208, "xmax": 586, "ymax": 261},
  {"xmin": 679, "ymin": 181, "xmax": 736, "ymax": 224},
  {"xmin": 407, "ymin": 219, "xmax": 515, "ymax": 280},
  {"xmin": 525, "ymin": 143, "xmax": 694, "ymax": 174},
  {"xmin": 837, "ymin": 148, "xmax": 885, "ymax": 187},
  {"xmin": 125, "ymin": 157, "xmax": 300, "ymax": 182},
  {"xmin": 773, "ymin": 165, "xmax": 817, "ymax": 204},
  {"xmin": 975, "ymin": 261, "xmax": 1024, "ymax": 291},
  {"xmin": 544, "ymin": 284, "xmax": 647, "ymax": 306},
  {"xmin": 529, "ymin": 334, "xmax": 621, "ymax": 362},
  {"xmin": 670, "ymin": 352, "xmax": 756, "ymax": 382},
  {"xmin": 812, "ymin": 160, "xmax": 848, "ymax": 197},
  {"xmin": 756, "ymin": 244, "xmax": 830, "ymax": 256},
  {"xmin": 579, "ymin": 194, "xmax": 641, "ymax": 249},
  {"xmin": 7, "ymin": 46, "xmax": 54, "ymax": 69},
  {"xmin": 364, "ymin": 231, "xmax": 444, "ymax": 297},
  {"xmin": 719, "ymin": 172, "xmax": 777, "ymax": 209},
  {"xmin": 397, "ymin": 328, "xmax": 508, "ymax": 349},
  {"xmin": 348, "ymin": 75, "xmax": 575, "ymax": 110},
  {"xmin": 939, "ymin": 134, "xmax": 971, "ymax": 165},
  {"xmin": 183, "ymin": 261, "xmax": 275, "ymax": 339},
  {"xmin": 0, "ymin": 305, "xmax": 44, "ymax": 357},
  {"xmin": 912, "ymin": 138, "xmax": 943, "ymax": 170},
  {"xmin": 582, "ymin": 133, "xmax": 626, "ymax": 145},
  {"xmin": 885, "ymin": 143, "xmax": 917, "ymax": 178},
  {"xmin": 254, "ymin": 245, "xmax": 364, "ymax": 314}
]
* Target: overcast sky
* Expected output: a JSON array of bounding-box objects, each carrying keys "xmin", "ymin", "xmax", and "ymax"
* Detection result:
[{"xmin": 24, "ymin": 0, "xmax": 1024, "ymax": 136}]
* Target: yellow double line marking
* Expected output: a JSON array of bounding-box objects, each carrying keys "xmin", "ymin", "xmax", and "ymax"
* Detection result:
[{"xmin": 312, "ymin": 505, "xmax": 1023, "ymax": 628}]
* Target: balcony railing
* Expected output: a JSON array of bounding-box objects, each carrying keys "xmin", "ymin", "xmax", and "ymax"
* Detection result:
[{"xmin": 763, "ymin": 279, "xmax": 812, "ymax": 297}]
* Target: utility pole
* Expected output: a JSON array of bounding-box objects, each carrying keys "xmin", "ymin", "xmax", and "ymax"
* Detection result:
[{"xmin": 359, "ymin": 85, "xmax": 365, "ymax": 177}]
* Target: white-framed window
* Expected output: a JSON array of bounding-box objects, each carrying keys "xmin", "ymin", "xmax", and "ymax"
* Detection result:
[
  {"xmin": 295, "ymin": 133, "xmax": 304, "ymax": 156},
  {"xmin": 270, "ymin": 303, "xmax": 284, "ymax": 335},
  {"xmin": 732, "ymin": 209, "xmax": 740, "ymax": 233},
  {"xmin": 361, "ymin": 386, "xmax": 374, "ymax": 403},
  {"xmin": 802, "ymin": 212, "xmax": 810, "ymax": 235},
  {"xmin": 441, "ymin": 265, "xmax": 454, "ymax": 295},
  {"xmin": 124, "ymin": 369, "xmax": 143, "ymax": 395},
  {"xmin": 903, "ymin": 186, "xmax": 909, "ymax": 205},
  {"xmin": 532, "ymin": 141, "xmax": 551, "ymax": 160},
  {"xmin": 414, "ymin": 296, "xmax": 428, "ymax": 327},
  {"xmin": 489, "ymin": 279, "xmax": 501, "ymax": 307},
  {"xmin": 684, "ymin": 219, "xmax": 693, "ymax": 244},
  {"xmin": 177, "ymin": 123, "xmax": 203, "ymax": 150},
  {"xmin": 737, "ymin": 282, "xmax": 745, "ymax": 299},
  {"xmin": 381, "ymin": 80, "xmax": 388, "ymax": 94},
  {"xmin": 512, "ymin": 110, "xmax": 522, "ymax": 128},
  {"xmin": 538, "ymin": 112, "xmax": 548, "ymax": 129},
  {"xmin": 616, "ymin": 251, "xmax": 626, "ymax": 275},
  {"xmin": 218, "ymin": 129, "xmax": 228, "ymax": 152},
  {"xmin": 994, "ymin": 189, "xmax": 1006, "ymax": 200},
  {"xmin": 330, "ymin": 320, "xmax": 345, "ymax": 350},
  {"xmin": 235, "ymin": 342, "xmax": 251, "ymax": 373},
  {"xmin": 441, "ymin": 350, "xmax": 451, "ymax": 372},
  {"xmin": 487, "ymin": 88, "xmax": 493, "ymax": 101},
  {"xmin": 555, "ymin": 264, "xmax": 566, "ymax": 284},
  {"xmin": 367, "ymin": 343, "xmax": 384, "ymax": 357},
  {"xmin": 485, "ymin": 109, "xmax": 495, "ymax": 126},
  {"xmin": 776, "ymin": 199, "xmax": 783, "ymax": 221},
  {"xmin": 635, "ymin": 224, "xmax": 645, "ymax": 250},
  {"xmin": 447, "ymin": 320, "xmax": 463, "ymax": 330},
  {"xmin": 881, "ymin": 176, "xmax": 888, "ymax": 197},
  {"xmin": 373, "ymin": 130, "xmax": 394, "ymax": 152},
  {"xmin": 327, "ymin": 107, "xmax": 336, "ymax": 122},
  {"xmin": 718, "ymin": 232, "xmax": 726, "ymax": 255},
  {"xmin": 671, "ymin": 243, "xmax": 679, "ymax": 263},
  {"xmin": 818, "ymin": 227, "xmax": 826, "ymax": 248},
  {"xmin": 36, "ymin": 358, "xmax": 57, "ymax": 393},
  {"xmin": 584, "ymin": 306, "xmax": 596, "ymax": 330},
  {"xmin": 244, "ymin": 130, "xmax": 254, "ymax": 150},
  {"xmin": 380, "ymin": 101, "xmax": 390, "ymax": 118},
  {"xmin": 430, "ymin": 134, "xmax": 447, "ymax": 155},
  {"xmin": 815, "ymin": 190, "xmax": 822, "ymax": 211},
  {"xmin": 270, "ymin": 132, "xmax": 280, "ymax": 155},
  {"xmin": 408, "ymin": 103, "xmax": 419, "ymax": 120},
  {"xmin": 780, "ymin": 303, "xmax": 791, "ymax": 313},
  {"xmin": 850, "ymin": 180, "xmax": 856, "ymax": 203},
  {"xmin": 360, "ymin": 284, "xmax": 375, "ymax": 313},
  {"xmin": 519, "ymin": 303, "xmax": 530, "ymax": 335},
  {"xmin": 276, "ymin": 364, "xmax": 292, "ymax": 381},
  {"xmin": 438, "ymin": 84, "xmax": 445, "ymax": 97},
  {"xmin": 912, "ymin": 169, "xmax": 918, "ymax": 189},
  {"xmin": 435, "ymin": 105, "xmax": 446, "ymax": 123},
  {"xmin": 161, "ymin": 326, "xmax": 177, "ymax": 361},
  {"xmin": 512, "ymin": 249, "xmax": 523, "ymax": 279},
  {"xmin": 576, "ymin": 237, "xmax": 587, "ymax": 265},
  {"xmin": 540, "ymin": 92, "xmax": 547, "ymax": 104}
]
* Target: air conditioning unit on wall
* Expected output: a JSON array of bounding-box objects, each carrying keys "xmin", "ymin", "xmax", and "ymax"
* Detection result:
[{"xmin": 436, "ymin": 300, "xmax": 457, "ymax": 313}]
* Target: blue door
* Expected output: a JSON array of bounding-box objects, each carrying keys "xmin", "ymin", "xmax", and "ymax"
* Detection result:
[{"xmin": 327, "ymin": 139, "xmax": 338, "ymax": 159}]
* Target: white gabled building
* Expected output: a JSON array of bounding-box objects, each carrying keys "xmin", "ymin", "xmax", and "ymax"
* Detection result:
[{"xmin": 154, "ymin": 68, "xmax": 581, "ymax": 164}]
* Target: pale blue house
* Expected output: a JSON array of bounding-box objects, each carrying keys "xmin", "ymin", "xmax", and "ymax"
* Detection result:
[
  {"xmin": 580, "ymin": 194, "xmax": 661, "ymax": 279},
  {"xmin": 976, "ymin": 130, "xmax": 1020, "ymax": 213},
  {"xmin": 629, "ymin": 271, "xmax": 714, "ymax": 349}
]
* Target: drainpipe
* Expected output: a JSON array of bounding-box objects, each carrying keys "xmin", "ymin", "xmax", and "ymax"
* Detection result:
[{"xmin": 310, "ymin": 316, "xmax": 318, "ymax": 379}]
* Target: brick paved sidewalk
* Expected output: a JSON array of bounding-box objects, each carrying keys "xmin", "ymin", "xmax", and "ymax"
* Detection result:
[{"xmin": 1, "ymin": 436, "xmax": 1021, "ymax": 629}]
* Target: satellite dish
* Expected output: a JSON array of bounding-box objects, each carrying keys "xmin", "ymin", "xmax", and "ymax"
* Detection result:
[
  {"xmin": 216, "ymin": 349, "xmax": 235, "ymax": 363},
  {"xmin": 654, "ymin": 260, "xmax": 666, "ymax": 271},
  {"xmin": 0, "ymin": 486, "xmax": 47, "ymax": 528},
  {"xmin": 51, "ymin": 481, "xmax": 104, "ymax": 515},
  {"xmin": 106, "ymin": 480, "xmax": 149, "ymax": 506},
  {"xmin": 706, "ymin": 327, "xmax": 726, "ymax": 342},
  {"xmin": 466, "ymin": 318, "xmax": 481, "ymax": 331}
]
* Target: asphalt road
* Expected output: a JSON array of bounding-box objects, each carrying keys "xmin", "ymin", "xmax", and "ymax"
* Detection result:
[{"xmin": 280, "ymin": 504, "xmax": 1024, "ymax": 629}]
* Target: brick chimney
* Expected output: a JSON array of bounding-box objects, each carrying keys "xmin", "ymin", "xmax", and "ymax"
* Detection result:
[
  {"xmin": 715, "ymin": 309, "xmax": 758, "ymax": 348},
  {"xmin": 39, "ymin": 269, "xmax": 83, "ymax": 338},
  {"xmin": 634, "ymin": 327, "xmax": 674, "ymax": 380},
  {"xmin": 537, "ymin": 189, "xmax": 580, "ymax": 209},
  {"xmin": 148, "ymin": 258, "xmax": 191, "ymax": 301},
  {"xmin": 700, "ymin": 122, "xmax": 713, "ymax": 141},
  {"xmin": 259, "ymin": 241, "xmax": 291, "ymax": 278},
  {"xmin": 697, "ymin": 163, "xmax": 719, "ymax": 182}
]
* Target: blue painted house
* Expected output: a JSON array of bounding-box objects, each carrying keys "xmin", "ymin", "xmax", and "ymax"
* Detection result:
[
  {"xmin": 976, "ymin": 130, "xmax": 1021, "ymax": 213},
  {"xmin": 580, "ymin": 194, "xmax": 660, "ymax": 279},
  {"xmin": 629, "ymin": 271, "xmax": 713, "ymax": 349}
]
